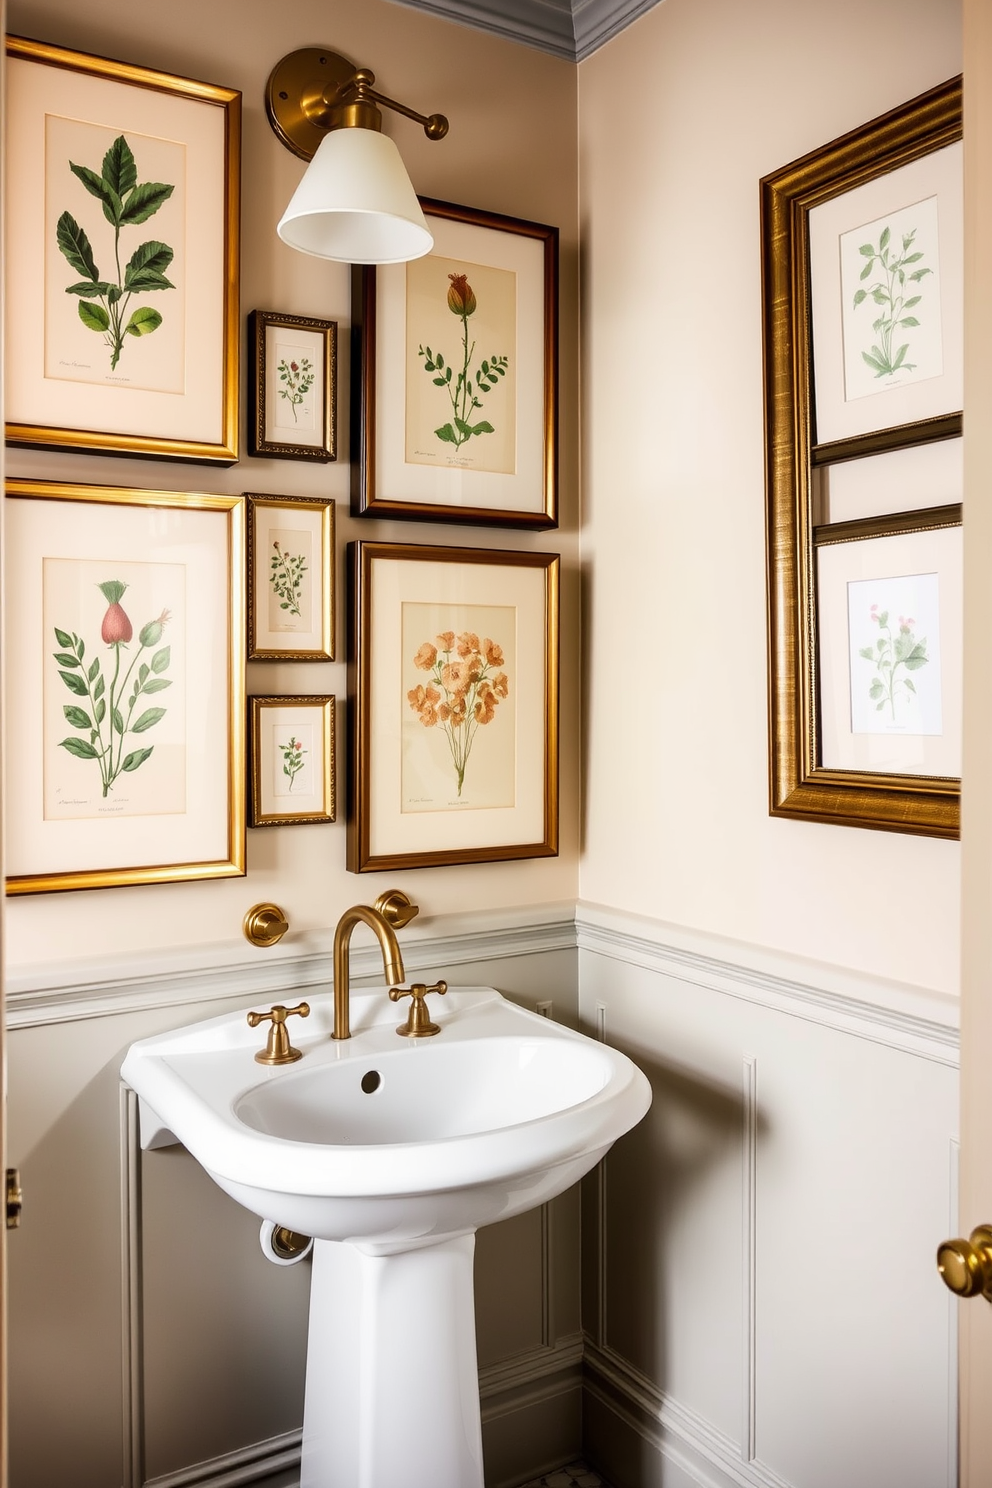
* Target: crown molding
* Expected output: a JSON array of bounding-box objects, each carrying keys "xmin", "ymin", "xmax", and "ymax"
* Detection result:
[{"xmin": 385, "ymin": 0, "xmax": 664, "ymax": 62}]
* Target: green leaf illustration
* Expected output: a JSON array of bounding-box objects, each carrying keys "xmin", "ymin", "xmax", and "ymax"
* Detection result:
[
  {"xmin": 124, "ymin": 307, "xmax": 163, "ymax": 337},
  {"xmin": 53, "ymin": 651, "xmax": 80, "ymax": 668},
  {"xmin": 119, "ymin": 181, "xmax": 174, "ymax": 225},
  {"xmin": 60, "ymin": 738, "xmax": 99, "ymax": 759},
  {"xmin": 63, "ymin": 706, "xmax": 92, "ymax": 729},
  {"xmin": 113, "ymin": 708, "xmax": 125, "ymax": 735},
  {"xmin": 121, "ymin": 747, "xmax": 154, "ymax": 773},
  {"xmin": 151, "ymin": 646, "xmax": 171, "ymax": 674},
  {"xmin": 78, "ymin": 301, "xmax": 111, "ymax": 332},
  {"xmin": 69, "ymin": 160, "xmax": 121, "ymax": 222},
  {"xmin": 125, "ymin": 239, "xmax": 174, "ymax": 281},
  {"xmin": 64, "ymin": 280, "xmax": 118, "ymax": 299},
  {"xmin": 141, "ymin": 678, "xmax": 172, "ymax": 693},
  {"xmin": 435, "ymin": 423, "xmax": 458, "ymax": 443},
  {"xmin": 56, "ymin": 212, "xmax": 99, "ymax": 281},
  {"xmin": 58, "ymin": 669, "xmax": 88, "ymax": 696},
  {"xmin": 54, "ymin": 627, "xmax": 73, "ymax": 647},
  {"xmin": 103, "ymin": 136, "xmax": 137, "ymax": 203},
  {"xmin": 132, "ymin": 707, "xmax": 166, "ymax": 733}
]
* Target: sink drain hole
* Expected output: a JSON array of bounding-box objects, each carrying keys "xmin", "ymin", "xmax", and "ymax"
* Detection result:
[{"xmin": 361, "ymin": 1070, "xmax": 382, "ymax": 1094}]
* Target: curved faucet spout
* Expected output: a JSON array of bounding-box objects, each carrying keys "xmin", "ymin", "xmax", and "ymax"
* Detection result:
[{"xmin": 332, "ymin": 901, "xmax": 409, "ymax": 1040}]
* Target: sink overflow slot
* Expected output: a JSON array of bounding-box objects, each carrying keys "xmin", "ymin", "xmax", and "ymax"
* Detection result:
[{"xmin": 361, "ymin": 1070, "xmax": 382, "ymax": 1094}]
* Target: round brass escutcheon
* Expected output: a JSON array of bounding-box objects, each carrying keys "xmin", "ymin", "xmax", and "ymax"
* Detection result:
[
  {"xmin": 243, "ymin": 903, "xmax": 290, "ymax": 949},
  {"xmin": 374, "ymin": 889, "xmax": 419, "ymax": 931},
  {"xmin": 272, "ymin": 1225, "xmax": 312, "ymax": 1260},
  {"xmin": 937, "ymin": 1224, "xmax": 992, "ymax": 1300},
  {"xmin": 265, "ymin": 48, "xmax": 359, "ymax": 161}
]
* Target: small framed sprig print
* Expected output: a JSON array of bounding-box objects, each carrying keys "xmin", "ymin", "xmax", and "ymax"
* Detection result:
[
  {"xmin": 248, "ymin": 310, "xmax": 337, "ymax": 461},
  {"xmin": 246, "ymin": 493, "xmax": 334, "ymax": 661},
  {"xmin": 249, "ymin": 696, "xmax": 335, "ymax": 827}
]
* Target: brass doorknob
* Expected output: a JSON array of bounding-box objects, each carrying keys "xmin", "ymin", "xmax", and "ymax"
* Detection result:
[{"xmin": 937, "ymin": 1225, "xmax": 992, "ymax": 1300}]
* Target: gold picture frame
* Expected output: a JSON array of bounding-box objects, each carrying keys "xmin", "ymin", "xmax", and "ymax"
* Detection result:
[
  {"xmin": 761, "ymin": 76, "xmax": 961, "ymax": 838},
  {"xmin": 248, "ymin": 310, "xmax": 337, "ymax": 461},
  {"xmin": 246, "ymin": 493, "xmax": 335, "ymax": 662},
  {"xmin": 5, "ymin": 36, "xmax": 241, "ymax": 463},
  {"xmin": 352, "ymin": 198, "xmax": 558, "ymax": 529},
  {"xmin": 348, "ymin": 541, "xmax": 559, "ymax": 871},
  {"xmin": 4, "ymin": 479, "xmax": 246, "ymax": 894},
  {"xmin": 249, "ymin": 696, "xmax": 335, "ymax": 827}
]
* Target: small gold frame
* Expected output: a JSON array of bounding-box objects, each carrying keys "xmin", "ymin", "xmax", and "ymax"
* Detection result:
[
  {"xmin": 248, "ymin": 310, "xmax": 337, "ymax": 462},
  {"xmin": 5, "ymin": 36, "xmax": 241, "ymax": 464},
  {"xmin": 249, "ymin": 696, "xmax": 336, "ymax": 827},
  {"xmin": 246, "ymin": 493, "xmax": 335, "ymax": 662},
  {"xmin": 761, "ymin": 77, "xmax": 962, "ymax": 838}
]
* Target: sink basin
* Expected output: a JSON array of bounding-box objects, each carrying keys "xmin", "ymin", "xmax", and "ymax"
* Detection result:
[
  {"xmin": 122, "ymin": 985, "xmax": 651, "ymax": 1488},
  {"xmin": 122, "ymin": 985, "xmax": 649, "ymax": 1249}
]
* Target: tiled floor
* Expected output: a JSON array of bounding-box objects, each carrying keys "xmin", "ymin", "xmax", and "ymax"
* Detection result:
[{"xmin": 518, "ymin": 1462, "xmax": 612, "ymax": 1488}]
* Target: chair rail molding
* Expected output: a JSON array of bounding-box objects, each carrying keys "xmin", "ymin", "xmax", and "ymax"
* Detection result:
[{"xmin": 575, "ymin": 900, "xmax": 960, "ymax": 1066}]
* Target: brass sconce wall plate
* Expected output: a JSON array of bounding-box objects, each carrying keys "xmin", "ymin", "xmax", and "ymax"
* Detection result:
[{"xmin": 266, "ymin": 49, "xmax": 357, "ymax": 160}]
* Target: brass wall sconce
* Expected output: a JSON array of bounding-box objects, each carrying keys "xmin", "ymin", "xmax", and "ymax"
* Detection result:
[{"xmin": 266, "ymin": 47, "xmax": 448, "ymax": 264}]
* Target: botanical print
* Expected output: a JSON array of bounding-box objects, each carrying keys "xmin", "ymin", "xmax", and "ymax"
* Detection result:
[
  {"xmin": 277, "ymin": 356, "xmax": 314, "ymax": 423},
  {"xmin": 272, "ymin": 722, "xmax": 314, "ymax": 798},
  {"xmin": 45, "ymin": 116, "xmax": 186, "ymax": 394},
  {"xmin": 847, "ymin": 572, "xmax": 943, "ymax": 737},
  {"xmin": 840, "ymin": 196, "xmax": 943, "ymax": 402},
  {"xmin": 405, "ymin": 254, "xmax": 516, "ymax": 476},
  {"xmin": 401, "ymin": 603, "xmax": 516, "ymax": 812},
  {"xmin": 43, "ymin": 557, "xmax": 186, "ymax": 819},
  {"xmin": 272, "ymin": 336, "xmax": 317, "ymax": 432},
  {"xmin": 56, "ymin": 133, "xmax": 175, "ymax": 371},
  {"xmin": 267, "ymin": 527, "xmax": 312, "ymax": 632}
]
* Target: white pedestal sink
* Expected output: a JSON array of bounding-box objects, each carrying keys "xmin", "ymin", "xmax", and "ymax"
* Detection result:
[{"xmin": 122, "ymin": 986, "xmax": 651, "ymax": 1488}]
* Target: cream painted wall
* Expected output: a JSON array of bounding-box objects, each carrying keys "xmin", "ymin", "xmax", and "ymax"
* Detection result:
[
  {"xmin": 577, "ymin": 0, "xmax": 962, "ymax": 994},
  {"xmin": 4, "ymin": 0, "xmax": 579, "ymax": 970}
]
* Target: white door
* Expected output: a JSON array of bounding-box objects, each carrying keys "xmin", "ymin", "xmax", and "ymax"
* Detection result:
[{"xmin": 953, "ymin": 2, "xmax": 992, "ymax": 1482}]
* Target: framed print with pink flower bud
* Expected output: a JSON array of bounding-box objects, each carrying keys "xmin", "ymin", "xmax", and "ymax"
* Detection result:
[
  {"xmin": 248, "ymin": 311, "xmax": 337, "ymax": 462},
  {"xmin": 246, "ymin": 493, "xmax": 335, "ymax": 662},
  {"xmin": 352, "ymin": 198, "xmax": 558, "ymax": 529},
  {"xmin": 248, "ymin": 696, "xmax": 335, "ymax": 827},
  {"xmin": 4, "ymin": 478, "xmax": 246, "ymax": 894},
  {"xmin": 348, "ymin": 542, "xmax": 559, "ymax": 872}
]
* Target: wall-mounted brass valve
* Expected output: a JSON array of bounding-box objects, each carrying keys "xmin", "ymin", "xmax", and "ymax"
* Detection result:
[
  {"xmin": 389, "ymin": 980, "xmax": 447, "ymax": 1038},
  {"xmin": 247, "ymin": 1001, "xmax": 310, "ymax": 1065}
]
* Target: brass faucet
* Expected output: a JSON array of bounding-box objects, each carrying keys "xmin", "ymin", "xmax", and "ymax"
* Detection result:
[{"xmin": 331, "ymin": 890, "xmax": 419, "ymax": 1039}]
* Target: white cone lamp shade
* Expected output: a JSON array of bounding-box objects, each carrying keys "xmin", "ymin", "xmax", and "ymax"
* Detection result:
[{"xmin": 277, "ymin": 128, "xmax": 434, "ymax": 264}]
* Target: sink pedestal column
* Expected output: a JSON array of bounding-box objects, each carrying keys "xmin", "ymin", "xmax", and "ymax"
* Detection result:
[{"xmin": 300, "ymin": 1232, "xmax": 484, "ymax": 1488}]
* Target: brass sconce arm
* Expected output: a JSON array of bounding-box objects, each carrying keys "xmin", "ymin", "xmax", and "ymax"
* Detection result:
[{"xmin": 267, "ymin": 48, "xmax": 447, "ymax": 162}]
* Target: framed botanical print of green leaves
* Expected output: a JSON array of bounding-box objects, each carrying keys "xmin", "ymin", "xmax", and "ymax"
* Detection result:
[{"xmin": 5, "ymin": 35, "xmax": 241, "ymax": 463}]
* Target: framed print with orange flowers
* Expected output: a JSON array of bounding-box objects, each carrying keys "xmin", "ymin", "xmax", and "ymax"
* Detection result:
[
  {"xmin": 4, "ymin": 478, "xmax": 246, "ymax": 894},
  {"xmin": 352, "ymin": 199, "xmax": 558, "ymax": 529},
  {"xmin": 348, "ymin": 542, "xmax": 559, "ymax": 872}
]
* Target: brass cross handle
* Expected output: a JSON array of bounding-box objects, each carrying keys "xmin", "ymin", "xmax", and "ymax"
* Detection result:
[
  {"xmin": 247, "ymin": 1001, "xmax": 310, "ymax": 1065},
  {"xmin": 388, "ymin": 980, "xmax": 447, "ymax": 1038},
  {"xmin": 937, "ymin": 1224, "xmax": 992, "ymax": 1301}
]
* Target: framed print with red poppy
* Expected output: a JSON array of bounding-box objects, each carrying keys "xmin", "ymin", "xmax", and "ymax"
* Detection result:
[
  {"xmin": 352, "ymin": 198, "xmax": 558, "ymax": 529},
  {"xmin": 4, "ymin": 478, "xmax": 246, "ymax": 894},
  {"xmin": 248, "ymin": 696, "xmax": 335, "ymax": 827},
  {"xmin": 348, "ymin": 541, "xmax": 559, "ymax": 872}
]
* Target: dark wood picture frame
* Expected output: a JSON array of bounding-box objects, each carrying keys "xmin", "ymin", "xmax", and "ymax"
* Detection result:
[
  {"xmin": 352, "ymin": 197, "xmax": 558, "ymax": 529},
  {"xmin": 348, "ymin": 541, "xmax": 559, "ymax": 871}
]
